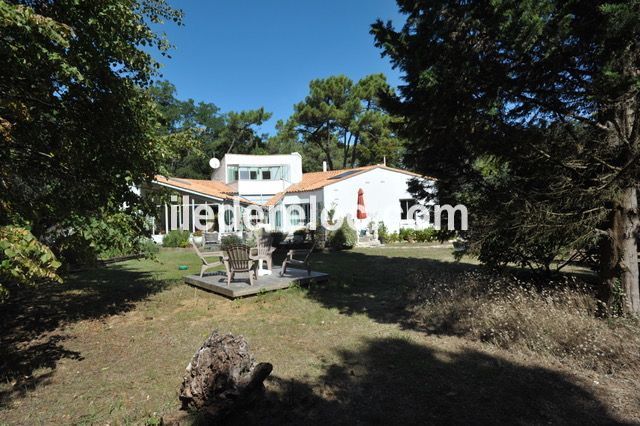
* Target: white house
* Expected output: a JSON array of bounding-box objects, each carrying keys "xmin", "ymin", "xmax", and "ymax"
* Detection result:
[
  {"xmin": 145, "ymin": 152, "xmax": 435, "ymax": 238},
  {"xmin": 211, "ymin": 153, "xmax": 303, "ymax": 204}
]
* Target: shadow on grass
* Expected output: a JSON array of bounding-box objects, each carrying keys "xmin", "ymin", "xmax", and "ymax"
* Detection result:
[
  {"xmin": 300, "ymin": 249, "xmax": 598, "ymax": 334},
  {"xmin": 0, "ymin": 264, "xmax": 173, "ymax": 406},
  {"xmin": 225, "ymin": 336, "xmax": 626, "ymax": 425},
  {"xmin": 298, "ymin": 249, "xmax": 476, "ymax": 328}
]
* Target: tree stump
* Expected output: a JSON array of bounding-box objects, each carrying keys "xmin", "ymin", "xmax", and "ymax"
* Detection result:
[{"xmin": 163, "ymin": 331, "xmax": 272, "ymax": 425}]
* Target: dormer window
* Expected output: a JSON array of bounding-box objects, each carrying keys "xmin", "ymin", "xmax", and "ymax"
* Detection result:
[
  {"xmin": 226, "ymin": 165, "xmax": 289, "ymax": 182},
  {"xmin": 227, "ymin": 165, "xmax": 239, "ymax": 182}
]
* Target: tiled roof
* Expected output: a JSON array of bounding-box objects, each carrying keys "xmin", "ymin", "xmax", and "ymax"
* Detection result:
[
  {"xmin": 153, "ymin": 176, "xmax": 254, "ymax": 204},
  {"xmin": 285, "ymin": 165, "xmax": 426, "ymax": 193},
  {"xmin": 262, "ymin": 165, "xmax": 428, "ymax": 206},
  {"xmin": 155, "ymin": 165, "xmax": 430, "ymax": 207},
  {"xmin": 264, "ymin": 191, "xmax": 285, "ymax": 206}
]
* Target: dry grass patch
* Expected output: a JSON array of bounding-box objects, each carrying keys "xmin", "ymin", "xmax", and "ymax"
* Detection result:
[{"xmin": 406, "ymin": 270, "xmax": 640, "ymax": 373}]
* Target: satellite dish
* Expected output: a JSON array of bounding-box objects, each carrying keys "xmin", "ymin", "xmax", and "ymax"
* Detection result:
[{"xmin": 209, "ymin": 157, "xmax": 221, "ymax": 169}]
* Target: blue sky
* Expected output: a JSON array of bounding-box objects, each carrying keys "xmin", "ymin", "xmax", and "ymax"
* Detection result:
[{"xmin": 153, "ymin": 0, "xmax": 404, "ymax": 134}]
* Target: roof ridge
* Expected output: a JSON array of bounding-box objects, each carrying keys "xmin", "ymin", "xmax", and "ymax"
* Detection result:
[{"xmin": 301, "ymin": 165, "xmax": 375, "ymax": 176}]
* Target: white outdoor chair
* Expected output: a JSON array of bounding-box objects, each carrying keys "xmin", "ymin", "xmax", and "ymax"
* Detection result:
[{"xmin": 191, "ymin": 240, "xmax": 224, "ymax": 277}]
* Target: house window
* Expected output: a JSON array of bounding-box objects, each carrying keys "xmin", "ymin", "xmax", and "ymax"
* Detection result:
[
  {"xmin": 224, "ymin": 210, "xmax": 234, "ymax": 227},
  {"xmin": 233, "ymin": 165, "xmax": 290, "ymax": 181},
  {"xmin": 249, "ymin": 211, "xmax": 260, "ymax": 226},
  {"xmin": 289, "ymin": 204, "xmax": 310, "ymax": 226},
  {"xmin": 227, "ymin": 166, "xmax": 239, "ymax": 182},
  {"xmin": 302, "ymin": 204, "xmax": 311, "ymax": 223},
  {"xmin": 290, "ymin": 210, "xmax": 301, "ymax": 226},
  {"xmin": 400, "ymin": 199, "xmax": 417, "ymax": 220}
]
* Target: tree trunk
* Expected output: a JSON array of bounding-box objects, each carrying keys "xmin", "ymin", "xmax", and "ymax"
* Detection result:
[
  {"xmin": 350, "ymin": 133, "xmax": 360, "ymax": 168},
  {"xmin": 600, "ymin": 187, "xmax": 640, "ymax": 315}
]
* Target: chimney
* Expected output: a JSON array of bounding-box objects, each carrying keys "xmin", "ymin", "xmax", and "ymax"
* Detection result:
[
  {"xmin": 383, "ymin": 156, "xmax": 387, "ymax": 166},
  {"xmin": 322, "ymin": 161, "xmax": 327, "ymax": 172}
]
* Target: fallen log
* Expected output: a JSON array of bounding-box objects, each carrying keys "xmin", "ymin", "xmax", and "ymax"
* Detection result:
[{"xmin": 163, "ymin": 331, "xmax": 272, "ymax": 425}]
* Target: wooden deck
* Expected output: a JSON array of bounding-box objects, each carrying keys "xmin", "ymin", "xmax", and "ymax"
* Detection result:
[{"xmin": 184, "ymin": 267, "xmax": 329, "ymax": 298}]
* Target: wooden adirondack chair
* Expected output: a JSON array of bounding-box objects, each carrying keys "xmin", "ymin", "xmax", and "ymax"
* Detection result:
[
  {"xmin": 223, "ymin": 244, "xmax": 258, "ymax": 286},
  {"xmin": 203, "ymin": 231, "xmax": 219, "ymax": 249},
  {"xmin": 191, "ymin": 240, "xmax": 224, "ymax": 277},
  {"xmin": 280, "ymin": 241, "xmax": 316, "ymax": 277},
  {"xmin": 250, "ymin": 234, "xmax": 276, "ymax": 271}
]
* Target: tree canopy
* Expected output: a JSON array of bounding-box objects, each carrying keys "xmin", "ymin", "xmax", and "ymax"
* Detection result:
[
  {"xmin": 149, "ymin": 80, "xmax": 272, "ymax": 178},
  {"xmin": 151, "ymin": 74, "xmax": 406, "ymax": 176},
  {"xmin": 372, "ymin": 0, "xmax": 640, "ymax": 314},
  {"xmin": 291, "ymin": 74, "xmax": 405, "ymax": 170},
  {"xmin": 0, "ymin": 0, "xmax": 182, "ymax": 294}
]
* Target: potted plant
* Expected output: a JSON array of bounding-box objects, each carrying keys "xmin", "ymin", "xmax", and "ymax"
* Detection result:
[{"xmin": 190, "ymin": 230, "xmax": 204, "ymax": 246}]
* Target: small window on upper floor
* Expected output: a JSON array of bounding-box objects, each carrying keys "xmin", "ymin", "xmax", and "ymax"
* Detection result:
[
  {"xmin": 262, "ymin": 169, "xmax": 271, "ymax": 180},
  {"xmin": 227, "ymin": 166, "xmax": 239, "ymax": 182}
]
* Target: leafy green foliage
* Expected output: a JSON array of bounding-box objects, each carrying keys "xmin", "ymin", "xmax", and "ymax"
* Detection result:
[
  {"xmin": 149, "ymin": 74, "xmax": 405, "ymax": 175},
  {"xmin": 377, "ymin": 222, "xmax": 389, "ymax": 243},
  {"xmin": 269, "ymin": 231, "xmax": 288, "ymax": 247},
  {"xmin": 220, "ymin": 234, "xmax": 242, "ymax": 250},
  {"xmin": 0, "ymin": 0, "xmax": 185, "ymax": 280},
  {"xmin": 162, "ymin": 230, "xmax": 190, "ymax": 248},
  {"xmin": 329, "ymin": 219, "xmax": 357, "ymax": 250},
  {"xmin": 399, "ymin": 228, "xmax": 415, "ymax": 243},
  {"xmin": 1, "ymin": 1, "xmax": 183, "ymax": 235},
  {"xmin": 149, "ymin": 80, "xmax": 272, "ymax": 178},
  {"xmin": 55, "ymin": 211, "xmax": 158, "ymax": 267},
  {"xmin": 0, "ymin": 226, "xmax": 61, "ymax": 299}
]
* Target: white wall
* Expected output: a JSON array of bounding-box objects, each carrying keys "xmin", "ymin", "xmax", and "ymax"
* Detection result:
[
  {"xmin": 211, "ymin": 155, "xmax": 228, "ymax": 182},
  {"xmin": 212, "ymin": 153, "xmax": 303, "ymax": 201},
  {"xmin": 321, "ymin": 168, "xmax": 435, "ymax": 233},
  {"xmin": 213, "ymin": 153, "xmax": 303, "ymax": 184},
  {"xmin": 235, "ymin": 179, "xmax": 290, "ymax": 200},
  {"xmin": 274, "ymin": 189, "xmax": 324, "ymax": 232}
]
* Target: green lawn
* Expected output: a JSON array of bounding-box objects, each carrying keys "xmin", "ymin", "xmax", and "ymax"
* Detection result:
[{"xmin": 0, "ymin": 246, "xmax": 636, "ymax": 424}]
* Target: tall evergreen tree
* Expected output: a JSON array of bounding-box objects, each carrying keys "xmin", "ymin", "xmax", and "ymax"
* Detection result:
[
  {"xmin": 292, "ymin": 74, "xmax": 403, "ymax": 169},
  {"xmin": 372, "ymin": 0, "xmax": 640, "ymax": 314},
  {"xmin": 149, "ymin": 81, "xmax": 271, "ymax": 178}
]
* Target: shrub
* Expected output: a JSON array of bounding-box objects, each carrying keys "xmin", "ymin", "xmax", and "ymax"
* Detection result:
[
  {"xmin": 54, "ymin": 212, "xmax": 157, "ymax": 265},
  {"xmin": 405, "ymin": 270, "xmax": 640, "ymax": 373},
  {"xmin": 56, "ymin": 232, "xmax": 99, "ymax": 268},
  {"xmin": 0, "ymin": 226, "xmax": 62, "ymax": 299},
  {"xmin": 163, "ymin": 230, "xmax": 190, "ymax": 248},
  {"xmin": 385, "ymin": 232, "xmax": 399, "ymax": 243},
  {"xmin": 377, "ymin": 222, "xmax": 389, "ymax": 243},
  {"xmin": 399, "ymin": 228, "xmax": 415, "ymax": 242},
  {"xmin": 329, "ymin": 219, "xmax": 357, "ymax": 250},
  {"xmin": 313, "ymin": 224, "xmax": 330, "ymax": 249},
  {"xmin": 270, "ymin": 231, "xmax": 288, "ymax": 246},
  {"xmin": 138, "ymin": 238, "xmax": 160, "ymax": 257},
  {"xmin": 293, "ymin": 228, "xmax": 308, "ymax": 242},
  {"xmin": 414, "ymin": 228, "xmax": 438, "ymax": 243},
  {"xmin": 221, "ymin": 234, "xmax": 242, "ymax": 250},
  {"xmin": 243, "ymin": 232, "xmax": 258, "ymax": 248}
]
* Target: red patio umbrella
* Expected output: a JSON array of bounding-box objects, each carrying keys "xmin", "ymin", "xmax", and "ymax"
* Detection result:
[{"xmin": 357, "ymin": 188, "xmax": 367, "ymax": 219}]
